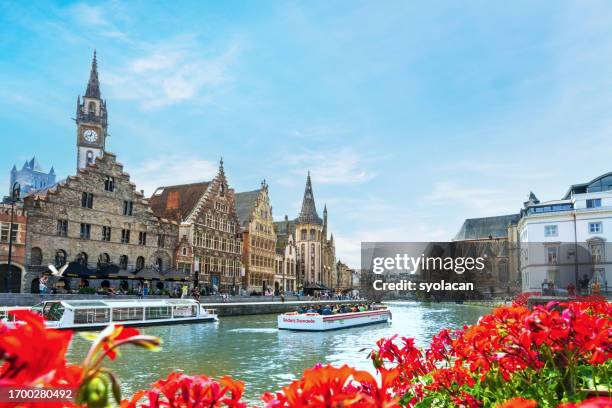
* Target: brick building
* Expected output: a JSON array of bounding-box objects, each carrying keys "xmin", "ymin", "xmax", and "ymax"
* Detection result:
[
  {"xmin": 235, "ymin": 181, "xmax": 277, "ymax": 294},
  {"xmin": 149, "ymin": 160, "xmax": 243, "ymax": 294},
  {"xmin": 23, "ymin": 152, "xmax": 179, "ymax": 293},
  {"xmin": 0, "ymin": 203, "xmax": 27, "ymax": 292},
  {"xmin": 21, "ymin": 52, "xmax": 180, "ymax": 294}
]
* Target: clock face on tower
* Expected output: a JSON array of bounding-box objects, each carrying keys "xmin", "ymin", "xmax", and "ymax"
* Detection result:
[{"xmin": 83, "ymin": 129, "xmax": 98, "ymax": 143}]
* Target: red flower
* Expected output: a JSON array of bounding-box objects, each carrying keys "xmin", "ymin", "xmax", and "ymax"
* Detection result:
[
  {"xmin": 0, "ymin": 310, "xmax": 73, "ymax": 385},
  {"xmin": 558, "ymin": 397, "xmax": 612, "ymax": 408},
  {"xmin": 262, "ymin": 364, "xmax": 400, "ymax": 408},
  {"xmin": 122, "ymin": 371, "xmax": 246, "ymax": 408},
  {"xmin": 497, "ymin": 397, "xmax": 538, "ymax": 408}
]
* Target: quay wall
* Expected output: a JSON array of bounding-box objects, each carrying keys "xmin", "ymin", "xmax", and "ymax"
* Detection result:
[
  {"xmin": 0, "ymin": 294, "xmax": 363, "ymax": 316},
  {"xmin": 199, "ymin": 300, "xmax": 363, "ymax": 317}
]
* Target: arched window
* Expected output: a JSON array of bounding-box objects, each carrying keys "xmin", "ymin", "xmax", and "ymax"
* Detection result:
[
  {"xmin": 498, "ymin": 260, "xmax": 509, "ymax": 283},
  {"xmin": 301, "ymin": 244, "xmax": 305, "ymax": 259},
  {"xmin": 88, "ymin": 101, "xmax": 96, "ymax": 114},
  {"xmin": 119, "ymin": 255, "xmax": 128, "ymax": 270},
  {"xmin": 54, "ymin": 250, "xmax": 67, "ymax": 267},
  {"xmin": 301, "ymin": 229, "xmax": 307, "ymax": 240},
  {"xmin": 104, "ymin": 176, "xmax": 114, "ymax": 192},
  {"xmin": 76, "ymin": 252, "xmax": 88, "ymax": 267},
  {"xmin": 309, "ymin": 229, "xmax": 315, "ymax": 240},
  {"xmin": 30, "ymin": 247, "xmax": 43, "ymax": 266},
  {"xmin": 97, "ymin": 253, "xmax": 110, "ymax": 267},
  {"xmin": 136, "ymin": 256, "xmax": 145, "ymax": 271},
  {"xmin": 86, "ymin": 150, "xmax": 94, "ymax": 165},
  {"xmin": 155, "ymin": 257, "xmax": 163, "ymax": 272}
]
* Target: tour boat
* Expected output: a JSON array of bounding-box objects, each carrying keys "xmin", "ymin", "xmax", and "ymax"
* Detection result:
[
  {"xmin": 30, "ymin": 299, "xmax": 218, "ymax": 330},
  {"xmin": 277, "ymin": 306, "xmax": 391, "ymax": 331}
]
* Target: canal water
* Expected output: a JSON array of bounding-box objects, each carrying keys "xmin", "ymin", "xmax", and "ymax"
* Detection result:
[{"xmin": 66, "ymin": 302, "xmax": 489, "ymax": 404}]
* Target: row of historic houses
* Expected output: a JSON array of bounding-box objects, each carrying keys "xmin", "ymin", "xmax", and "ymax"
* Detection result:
[{"xmin": 0, "ymin": 52, "xmax": 341, "ymax": 295}]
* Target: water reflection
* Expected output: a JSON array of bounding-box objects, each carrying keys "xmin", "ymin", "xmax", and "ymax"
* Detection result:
[{"xmin": 66, "ymin": 302, "xmax": 489, "ymax": 404}]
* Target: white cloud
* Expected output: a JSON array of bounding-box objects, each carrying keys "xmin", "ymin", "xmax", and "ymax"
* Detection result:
[
  {"xmin": 69, "ymin": 3, "xmax": 128, "ymax": 39},
  {"xmin": 105, "ymin": 39, "xmax": 239, "ymax": 109},
  {"xmin": 279, "ymin": 148, "xmax": 376, "ymax": 185},
  {"xmin": 128, "ymin": 157, "xmax": 218, "ymax": 196},
  {"xmin": 425, "ymin": 181, "xmax": 518, "ymax": 215}
]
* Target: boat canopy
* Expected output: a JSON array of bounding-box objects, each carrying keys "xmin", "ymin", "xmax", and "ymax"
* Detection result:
[{"xmin": 57, "ymin": 299, "xmax": 201, "ymax": 309}]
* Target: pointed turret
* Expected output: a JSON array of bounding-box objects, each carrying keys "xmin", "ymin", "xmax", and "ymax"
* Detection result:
[
  {"xmin": 297, "ymin": 171, "xmax": 322, "ymax": 225},
  {"xmin": 49, "ymin": 166, "xmax": 55, "ymax": 176},
  {"xmin": 11, "ymin": 165, "xmax": 16, "ymax": 172},
  {"xmin": 85, "ymin": 50, "xmax": 101, "ymax": 99},
  {"xmin": 323, "ymin": 203, "xmax": 328, "ymax": 237}
]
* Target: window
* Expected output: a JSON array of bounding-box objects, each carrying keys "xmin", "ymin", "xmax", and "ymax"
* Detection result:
[
  {"xmin": 145, "ymin": 307, "xmax": 171, "ymax": 320},
  {"xmin": 0, "ymin": 223, "xmax": 18, "ymax": 243},
  {"xmin": 113, "ymin": 307, "xmax": 143, "ymax": 322},
  {"xmin": 123, "ymin": 200, "xmax": 133, "ymax": 216},
  {"xmin": 80, "ymin": 223, "xmax": 91, "ymax": 239},
  {"xmin": 56, "ymin": 220, "xmax": 68, "ymax": 237},
  {"xmin": 301, "ymin": 229, "xmax": 306, "ymax": 240},
  {"xmin": 544, "ymin": 225, "xmax": 558, "ymax": 237},
  {"xmin": 586, "ymin": 198, "xmax": 602, "ymax": 209},
  {"xmin": 76, "ymin": 252, "xmax": 88, "ymax": 266},
  {"xmin": 136, "ymin": 256, "xmax": 145, "ymax": 271},
  {"xmin": 590, "ymin": 243, "xmax": 604, "ymax": 263},
  {"xmin": 55, "ymin": 250, "xmax": 67, "ymax": 267},
  {"xmin": 158, "ymin": 234, "xmax": 165, "ymax": 248},
  {"xmin": 119, "ymin": 255, "xmax": 128, "ymax": 269},
  {"xmin": 155, "ymin": 257, "xmax": 163, "ymax": 272},
  {"xmin": 310, "ymin": 229, "xmax": 315, "ymax": 240},
  {"xmin": 546, "ymin": 247, "xmax": 558, "ymax": 264},
  {"xmin": 81, "ymin": 192, "xmax": 93, "ymax": 209},
  {"xmin": 98, "ymin": 253, "xmax": 110, "ymax": 266},
  {"xmin": 86, "ymin": 151, "xmax": 94, "ymax": 165},
  {"xmin": 589, "ymin": 222, "xmax": 603, "ymax": 234},
  {"xmin": 104, "ymin": 176, "xmax": 115, "ymax": 192},
  {"xmin": 121, "ymin": 229, "xmax": 130, "ymax": 244},
  {"xmin": 138, "ymin": 231, "xmax": 147, "ymax": 246},
  {"xmin": 74, "ymin": 308, "xmax": 110, "ymax": 324},
  {"xmin": 88, "ymin": 101, "xmax": 96, "ymax": 114},
  {"xmin": 102, "ymin": 226, "xmax": 111, "ymax": 241},
  {"xmin": 182, "ymin": 247, "xmax": 187, "ymax": 256}
]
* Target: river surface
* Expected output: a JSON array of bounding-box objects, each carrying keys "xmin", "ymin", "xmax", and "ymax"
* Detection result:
[{"xmin": 66, "ymin": 302, "xmax": 489, "ymax": 404}]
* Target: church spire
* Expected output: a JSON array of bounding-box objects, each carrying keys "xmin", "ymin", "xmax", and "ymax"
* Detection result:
[
  {"xmin": 85, "ymin": 50, "xmax": 101, "ymax": 99},
  {"xmin": 297, "ymin": 171, "xmax": 322, "ymax": 225}
]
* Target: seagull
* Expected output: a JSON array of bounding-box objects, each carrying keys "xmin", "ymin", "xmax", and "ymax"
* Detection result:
[{"xmin": 48, "ymin": 264, "xmax": 69, "ymax": 277}]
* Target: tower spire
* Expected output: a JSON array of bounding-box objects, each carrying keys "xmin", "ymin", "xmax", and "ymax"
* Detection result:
[
  {"xmin": 297, "ymin": 171, "xmax": 322, "ymax": 225},
  {"xmin": 85, "ymin": 49, "xmax": 101, "ymax": 99}
]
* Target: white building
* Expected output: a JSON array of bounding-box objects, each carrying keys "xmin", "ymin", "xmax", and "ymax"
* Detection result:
[{"xmin": 518, "ymin": 173, "xmax": 612, "ymax": 292}]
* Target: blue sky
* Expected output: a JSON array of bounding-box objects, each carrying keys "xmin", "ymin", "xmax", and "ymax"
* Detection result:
[{"xmin": 2, "ymin": 1, "xmax": 612, "ymax": 267}]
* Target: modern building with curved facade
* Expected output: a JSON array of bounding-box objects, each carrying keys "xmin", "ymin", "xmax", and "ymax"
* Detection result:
[{"xmin": 518, "ymin": 172, "xmax": 612, "ymax": 292}]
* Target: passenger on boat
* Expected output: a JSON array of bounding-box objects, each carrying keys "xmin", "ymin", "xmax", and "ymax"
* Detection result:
[{"xmin": 321, "ymin": 306, "xmax": 332, "ymax": 315}]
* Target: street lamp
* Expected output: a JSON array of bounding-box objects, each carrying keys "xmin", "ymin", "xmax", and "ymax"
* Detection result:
[{"xmin": 6, "ymin": 182, "xmax": 20, "ymax": 293}]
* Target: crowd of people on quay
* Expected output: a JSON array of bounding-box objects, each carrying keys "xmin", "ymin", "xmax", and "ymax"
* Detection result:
[{"xmin": 296, "ymin": 303, "xmax": 378, "ymax": 315}]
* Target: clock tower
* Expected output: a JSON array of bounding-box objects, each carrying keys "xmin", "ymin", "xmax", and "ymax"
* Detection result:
[{"xmin": 76, "ymin": 50, "xmax": 108, "ymax": 170}]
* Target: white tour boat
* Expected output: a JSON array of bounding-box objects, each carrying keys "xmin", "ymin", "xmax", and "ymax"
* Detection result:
[
  {"xmin": 277, "ymin": 306, "xmax": 391, "ymax": 331},
  {"xmin": 30, "ymin": 299, "xmax": 218, "ymax": 330}
]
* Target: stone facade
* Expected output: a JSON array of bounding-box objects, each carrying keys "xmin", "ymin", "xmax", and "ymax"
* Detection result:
[
  {"xmin": 335, "ymin": 260, "xmax": 354, "ymax": 293},
  {"xmin": 235, "ymin": 182, "xmax": 277, "ymax": 294},
  {"xmin": 274, "ymin": 232, "xmax": 296, "ymax": 293},
  {"xmin": 149, "ymin": 161, "xmax": 243, "ymax": 294},
  {"xmin": 276, "ymin": 173, "xmax": 337, "ymax": 294},
  {"xmin": 453, "ymin": 214, "xmax": 521, "ymax": 295},
  {"xmin": 23, "ymin": 152, "xmax": 179, "ymax": 293},
  {"xmin": 0, "ymin": 203, "xmax": 27, "ymax": 292}
]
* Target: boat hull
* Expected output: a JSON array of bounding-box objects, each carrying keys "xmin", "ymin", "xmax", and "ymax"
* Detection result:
[
  {"xmin": 278, "ymin": 309, "xmax": 390, "ymax": 331},
  {"xmin": 47, "ymin": 316, "xmax": 218, "ymax": 330}
]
